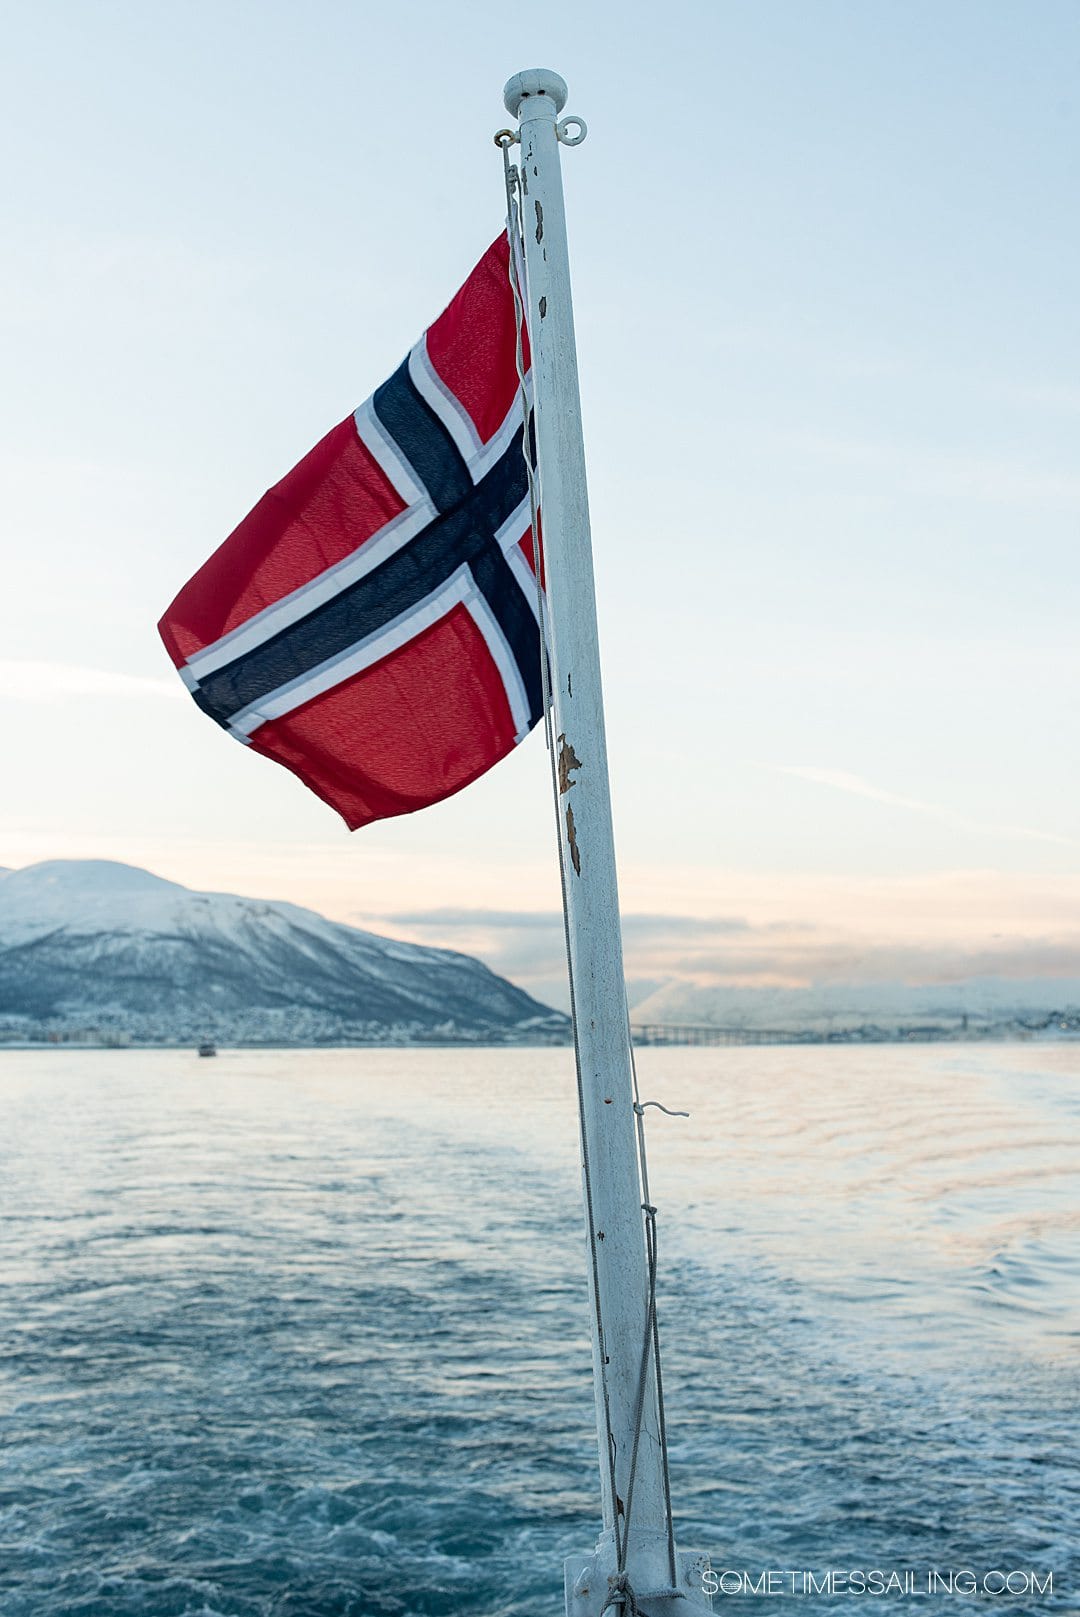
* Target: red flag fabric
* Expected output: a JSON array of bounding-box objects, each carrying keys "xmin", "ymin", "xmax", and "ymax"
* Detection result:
[{"xmin": 158, "ymin": 235, "xmax": 543, "ymax": 830}]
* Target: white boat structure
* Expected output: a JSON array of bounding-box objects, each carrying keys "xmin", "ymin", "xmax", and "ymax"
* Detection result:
[{"xmin": 498, "ymin": 69, "xmax": 711, "ymax": 1616}]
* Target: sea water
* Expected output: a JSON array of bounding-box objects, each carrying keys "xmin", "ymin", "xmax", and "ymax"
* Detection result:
[{"xmin": 0, "ymin": 1045, "xmax": 1076, "ymax": 1615}]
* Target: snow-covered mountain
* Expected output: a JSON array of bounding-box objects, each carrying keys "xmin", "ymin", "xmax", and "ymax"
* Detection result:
[
  {"xmin": 0, "ymin": 861, "xmax": 567, "ymax": 1045},
  {"xmin": 631, "ymin": 977, "xmax": 1080, "ymax": 1037}
]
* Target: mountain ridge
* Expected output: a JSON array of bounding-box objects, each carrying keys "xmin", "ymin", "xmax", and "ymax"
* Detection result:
[
  {"xmin": 631, "ymin": 975, "xmax": 1080, "ymax": 1037},
  {"xmin": 0, "ymin": 861, "xmax": 567, "ymax": 1046}
]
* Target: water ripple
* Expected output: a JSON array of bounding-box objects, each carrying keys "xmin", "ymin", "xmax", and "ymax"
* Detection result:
[{"xmin": 0, "ymin": 1045, "xmax": 1077, "ymax": 1614}]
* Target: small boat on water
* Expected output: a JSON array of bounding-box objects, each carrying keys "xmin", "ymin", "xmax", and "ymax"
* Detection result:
[{"xmin": 197, "ymin": 1041, "xmax": 216, "ymax": 1058}]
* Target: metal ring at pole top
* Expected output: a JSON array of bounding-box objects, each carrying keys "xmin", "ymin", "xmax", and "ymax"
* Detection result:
[
  {"xmin": 493, "ymin": 127, "xmax": 518, "ymax": 149},
  {"xmin": 556, "ymin": 115, "xmax": 588, "ymax": 147}
]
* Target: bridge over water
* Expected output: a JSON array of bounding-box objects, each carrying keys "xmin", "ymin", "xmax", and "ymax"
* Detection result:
[{"xmin": 631, "ymin": 1023, "xmax": 806, "ymax": 1047}]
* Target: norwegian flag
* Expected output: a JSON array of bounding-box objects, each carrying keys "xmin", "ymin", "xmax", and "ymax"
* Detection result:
[{"xmin": 158, "ymin": 235, "xmax": 544, "ymax": 830}]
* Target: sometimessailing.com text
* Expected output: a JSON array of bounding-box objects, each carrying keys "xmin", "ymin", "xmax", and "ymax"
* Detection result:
[{"xmin": 703, "ymin": 1568, "xmax": 1054, "ymax": 1599}]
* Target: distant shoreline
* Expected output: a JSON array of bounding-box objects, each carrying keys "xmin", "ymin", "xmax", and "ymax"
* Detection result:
[{"xmin": 3, "ymin": 1026, "xmax": 1080, "ymax": 1053}]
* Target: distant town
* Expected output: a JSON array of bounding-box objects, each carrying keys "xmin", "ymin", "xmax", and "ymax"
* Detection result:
[{"xmin": 3, "ymin": 1012, "xmax": 1079, "ymax": 1051}]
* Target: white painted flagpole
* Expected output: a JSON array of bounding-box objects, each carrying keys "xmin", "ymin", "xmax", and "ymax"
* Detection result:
[{"xmin": 501, "ymin": 70, "xmax": 709, "ymax": 1615}]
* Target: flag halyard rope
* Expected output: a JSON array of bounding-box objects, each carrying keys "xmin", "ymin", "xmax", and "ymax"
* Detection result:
[
  {"xmin": 498, "ymin": 129, "xmax": 681, "ymax": 1612},
  {"xmin": 628, "ymin": 1024, "xmax": 679, "ymax": 1591},
  {"xmin": 499, "ymin": 133, "xmax": 625, "ymax": 1575}
]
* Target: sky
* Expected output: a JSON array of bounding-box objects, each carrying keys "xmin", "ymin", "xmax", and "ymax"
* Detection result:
[{"xmin": 2, "ymin": 0, "xmax": 1078, "ymax": 1009}]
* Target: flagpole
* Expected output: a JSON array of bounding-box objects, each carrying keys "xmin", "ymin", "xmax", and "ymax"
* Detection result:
[{"xmin": 502, "ymin": 70, "xmax": 709, "ymax": 1615}]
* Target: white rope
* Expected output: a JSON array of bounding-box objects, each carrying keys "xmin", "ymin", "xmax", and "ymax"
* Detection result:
[
  {"xmin": 628, "ymin": 1017, "xmax": 679, "ymax": 1587},
  {"xmin": 600, "ymin": 1571, "xmax": 642, "ymax": 1615},
  {"xmin": 498, "ymin": 131, "xmax": 626, "ymax": 1569},
  {"xmin": 496, "ymin": 128, "xmax": 678, "ymax": 1595}
]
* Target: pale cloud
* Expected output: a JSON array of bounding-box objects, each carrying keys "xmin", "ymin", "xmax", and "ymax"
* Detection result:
[
  {"xmin": 359, "ymin": 903, "xmax": 1080, "ymax": 1007},
  {"xmin": 372, "ymin": 909, "xmax": 759, "ymax": 1009},
  {"xmin": 773, "ymin": 764, "xmax": 1077, "ymax": 849},
  {"xmin": 0, "ymin": 659, "xmax": 183, "ymax": 703},
  {"xmin": 2, "ymin": 837, "xmax": 1077, "ymax": 958},
  {"xmin": 655, "ymin": 932, "xmax": 1080, "ymax": 990},
  {"xmin": 386, "ymin": 907, "xmax": 752, "ymax": 936}
]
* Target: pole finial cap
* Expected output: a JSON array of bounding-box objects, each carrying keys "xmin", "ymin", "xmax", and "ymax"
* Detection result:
[{"xmin": 503, "ymin": 69, "xmax": 568, "ymax": 118}]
